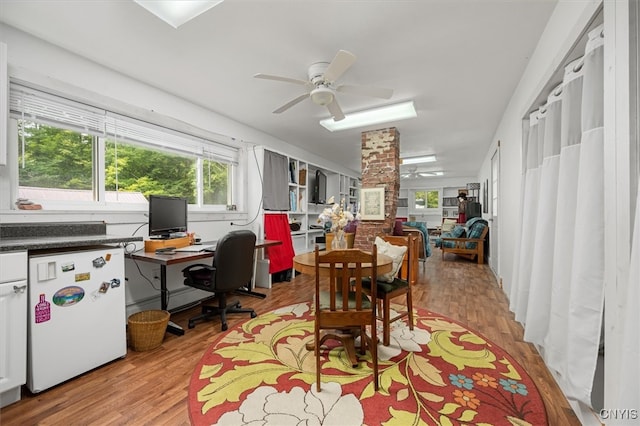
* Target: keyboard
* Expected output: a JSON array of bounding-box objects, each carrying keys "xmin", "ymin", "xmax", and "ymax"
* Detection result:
[{"xmin": 174, "ymin": 243, "xmax": 217, "ymax": 252}]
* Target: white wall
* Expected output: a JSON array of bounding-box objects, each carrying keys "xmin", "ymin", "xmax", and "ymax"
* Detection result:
[
  {"xmin": 399, "ymin": 175, "xmax": 477, "ymax": 227},
  {"xmin": 0, "ymin": 23, "xmax": 356, "ymax": 314}
]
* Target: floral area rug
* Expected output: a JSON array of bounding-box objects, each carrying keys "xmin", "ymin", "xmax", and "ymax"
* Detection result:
[{"xmin": 188, "ymin": 303, "xmax": 547, "ymax": 425}]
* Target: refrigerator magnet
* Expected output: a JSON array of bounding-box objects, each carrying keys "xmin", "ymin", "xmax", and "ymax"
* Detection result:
[
  {"xmin": 35, "ymin": 294, "xmax": 51, "ymax": 324},
  {"xmin": 99, "ymin": 282, "xmax": 110, "ymax": 293},
  {"xmin": 61, "ymin": 262, "xmax": 75, "ymax": 272},
  {"xmin": 75, "ymin": 272, "xmax": 90, "ymax": 282},
  {"xmin": 52, "ymin": 286, "xmax": 85, "ymax": 307}
]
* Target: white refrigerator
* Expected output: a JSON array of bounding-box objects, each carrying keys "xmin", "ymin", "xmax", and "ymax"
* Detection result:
[{"xmin": 27, "ymin": 246, "xmax": 127, "ymax": 393}]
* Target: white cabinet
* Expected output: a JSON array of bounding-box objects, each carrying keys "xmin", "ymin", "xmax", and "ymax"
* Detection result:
[{"xmin": 0, "ymin": 251, "xmax": 28, "ymax": 408}]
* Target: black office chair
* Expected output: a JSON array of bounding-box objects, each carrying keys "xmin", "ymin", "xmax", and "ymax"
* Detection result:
[{"xmin": 182, "ymin": 230, "xmax": 258, "ymax": 331}]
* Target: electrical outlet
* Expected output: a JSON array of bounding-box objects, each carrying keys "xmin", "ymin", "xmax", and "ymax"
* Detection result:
[{"xmin": 152, "ymin": 268, "xmax": 161, "ymax": 280}]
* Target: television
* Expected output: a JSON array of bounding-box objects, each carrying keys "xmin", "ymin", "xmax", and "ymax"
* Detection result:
[
  {"xmin": 312, "ymin": 170, "xmax": 327, "ymax": 204},
  {"xmin": 148, "ymin": 195, "xmax": 188, "ymax": 239},
  {"xmin": 466, "ymin": 201, "xmax": 482, "ymax": 220}
]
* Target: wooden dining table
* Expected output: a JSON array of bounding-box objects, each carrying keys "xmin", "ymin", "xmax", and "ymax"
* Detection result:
[
  {"xmin": 292, "ymin": 249, "xmax": 393, "ymax": 367},
  {"xmin": 292, "ymin": 250, "xmax": 393, "ymax": 277}
]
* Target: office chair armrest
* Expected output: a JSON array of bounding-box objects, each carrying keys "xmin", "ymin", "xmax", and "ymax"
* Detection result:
[{"xmin": 181, "ymin": 263, "xmax": 216, "ymax": 273}]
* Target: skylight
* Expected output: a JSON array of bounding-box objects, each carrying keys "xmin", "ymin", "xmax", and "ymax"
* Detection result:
[{"xmin": 133, "ymin": 0, "xmax": 224, "ymax": 28}]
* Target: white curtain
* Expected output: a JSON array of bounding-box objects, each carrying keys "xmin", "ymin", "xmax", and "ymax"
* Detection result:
[
  {"xmin": 510, "ymin": 24, "xmax": 605, "ymax": 410},
  {"xmin": 510, "ymin": 109, "xmax": 544, "ymax": 323},
  {"xmin": 564, "ymin": 25, "xmax": 605, "ymax": 406},
  {"xmin": 524, "ymin": 85, "xmax": 562, "ymax": 344},
  {"xmin": 544, "ymin": 57, "xmax": 584, "ymax": 378}
]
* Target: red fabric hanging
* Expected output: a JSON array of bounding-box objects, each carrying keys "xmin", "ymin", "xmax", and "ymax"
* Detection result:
[{"xmin": 264, "ymin": 214, "xmax": 295, "ymax": 274}]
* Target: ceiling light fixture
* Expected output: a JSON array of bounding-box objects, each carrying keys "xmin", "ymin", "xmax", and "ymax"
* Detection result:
[
  {"xmin": 401, "ymin": 155, "xmax": 437, "ymax": 165},
  {"xmin": 133, "ymin": 0, "xmax": 224, "ymax": 28},
  {"xmin": 319, "ymin": 101, "xmax": 417, "ymax": 132}
]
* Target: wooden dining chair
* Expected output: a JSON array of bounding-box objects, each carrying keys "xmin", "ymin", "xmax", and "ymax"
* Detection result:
[
  {"xmin": 312, "ymin": 246, "xmax": 379, "ymax": 392},
  {"xmin": 363, "ymin": 235, "xmax": 418, "ymax": 346}
]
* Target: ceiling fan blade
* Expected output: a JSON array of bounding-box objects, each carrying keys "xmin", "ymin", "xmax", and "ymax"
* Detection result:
[
  {"xmin": 273, "ymin": 93, "xmax": 310, "ymax": 114},
  {"xmin": 326, "ymin": 98, "xmax": 345, "ymax": 121},
  {"xmin": 323, "ymin": 50, "xmax": 356, "ymax": 83},
  {"xmin": 336, "ymin": 84, "xmax": 393, "ymax": 99},
  {"xmin": 254, "ymin": 73, "xmax": 312, "ymax": 88}
]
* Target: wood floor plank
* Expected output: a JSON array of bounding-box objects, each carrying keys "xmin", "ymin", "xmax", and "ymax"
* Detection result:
[{"xmin": 0, "ymin": 249, "xmax": 581, "ymax": 425}]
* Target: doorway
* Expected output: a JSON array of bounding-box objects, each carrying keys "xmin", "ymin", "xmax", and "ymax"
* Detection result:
[{"xmin": 490, "ymin": 146, "xmax": 499, "ymax": 276}]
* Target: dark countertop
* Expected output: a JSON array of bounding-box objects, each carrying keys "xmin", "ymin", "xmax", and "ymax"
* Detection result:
[
  {"xmin": 0, "ymin": 221, "xmax": 142, "ymax": 252},
  {"xmin": 0, "ymin": 234, "xmax": 142, "ymax": 252}
]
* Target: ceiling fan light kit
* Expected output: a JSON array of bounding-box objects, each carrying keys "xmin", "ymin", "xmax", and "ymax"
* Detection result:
[
  {"xmin": 310, "ymin": 86, "xmax": 334, "ymax": 106},
  {"xmin": 254, "ymin": 50, "xmax": 393, "ymax": 123}
]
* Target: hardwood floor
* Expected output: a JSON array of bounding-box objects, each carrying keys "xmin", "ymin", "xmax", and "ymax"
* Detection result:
[{"xmin": 1, "ymin": 250, "xmax": 581, "ymax": 425}]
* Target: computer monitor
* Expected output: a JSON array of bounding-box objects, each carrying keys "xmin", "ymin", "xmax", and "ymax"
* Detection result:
[
  {"xmin": 312, "ymin": 170, "xmax": 327, "ymax": 204},
  {"xmin": 148, "ymin": 195, "xmax": 188, "ymax": 239}
]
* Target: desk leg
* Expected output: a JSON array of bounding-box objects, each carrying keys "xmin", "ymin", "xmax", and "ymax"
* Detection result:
[
  {"xmin": 234, "ymin": 249, "xmax": 267, "ymax": 299},
  {"xmin": 235, "ymin": 287, "xmax": 267, "ymax": 299},
  {"xmin": 160, "ymin": 264, "xmax": 185, "ymax": 336}
]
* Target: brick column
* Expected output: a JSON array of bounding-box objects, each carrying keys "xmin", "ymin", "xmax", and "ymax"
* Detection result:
[{"xmin": 354, "ymin": 127, "xmax": 400, "ymax": 250}]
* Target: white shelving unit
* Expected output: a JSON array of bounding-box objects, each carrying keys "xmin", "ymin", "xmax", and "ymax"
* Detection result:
[
  {"xmin": 287, "ymin": 157, "xmax": 307, "ymax": 252},
  {"xmin": 255, "ymin": 151, "xmax": 360, "ymax": 255},
  {"xmin": 397, "ymin": 188, "xmax": 409, "ymax": 219},
  {"xmin": 441, "ymin": 187, "xmax": 460, "ymax": 219},
  {"xmin": 442, "ymin": 186, "xmax": 478, "ymax": 220}
]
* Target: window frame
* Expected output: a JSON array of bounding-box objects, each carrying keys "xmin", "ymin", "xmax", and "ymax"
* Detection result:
[
  {"xmin": 9, "ymin": 81, "xmax": 239, "ymax": 212},
  {"xmin": 408, "ymin": 188, "xmax": 441, "ymax": 213}
]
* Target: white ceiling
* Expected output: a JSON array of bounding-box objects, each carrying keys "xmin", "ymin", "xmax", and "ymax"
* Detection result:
[{"xmin": 0, "ymin": 0, "xmax": 557, "ymax": 178}]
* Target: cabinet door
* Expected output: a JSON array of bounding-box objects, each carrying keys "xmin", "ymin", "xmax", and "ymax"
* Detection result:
[{"xmin": 0, "ymin": 279, "xmax": 28, "ymax": 393}]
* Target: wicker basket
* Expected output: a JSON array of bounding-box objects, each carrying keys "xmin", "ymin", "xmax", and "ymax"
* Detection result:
[{"xmin": 127, "ymin": 310, "xmax": 170, "ymax": 351}]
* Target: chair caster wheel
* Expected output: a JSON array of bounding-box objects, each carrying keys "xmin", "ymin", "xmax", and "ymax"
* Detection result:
[
  {"xmin": 188, "ymin": 321, "xmax": 195, "ymax": 329},
  {"xmin": 251, "ymin": 312, "xmax": 257, "ymax": 318},
  {"xmin": 221, "ymin": 323, "xmax": 228, "ymax": 331}
]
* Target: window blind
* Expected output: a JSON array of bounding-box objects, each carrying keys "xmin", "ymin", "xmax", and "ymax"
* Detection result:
[{"xmin": 9, "ymin": 81, "xmax": 238, "ymax": 164}]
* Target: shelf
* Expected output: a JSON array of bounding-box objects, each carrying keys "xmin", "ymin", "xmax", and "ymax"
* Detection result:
[{"xmin": 259, "ymin": 150, "xmax": 359, "ymax": 255}]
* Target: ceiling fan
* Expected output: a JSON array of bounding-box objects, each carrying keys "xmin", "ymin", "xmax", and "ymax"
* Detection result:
[
  {"xmin": 401, "ymin": 167, "xmax": 438, "ymax": 179},
  {"xmin": 254, "ymin": 50, "xmax": 393, "ymax": 121}
]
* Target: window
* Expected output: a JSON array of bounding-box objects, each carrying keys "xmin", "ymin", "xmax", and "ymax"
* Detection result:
[
  {"xmin": 18, "ymin": 122, "xmax": 94, "ymax": 197},
  {"xmin": 11, "ymin": 82, "xmax": 237, "ymax": 209},
  {"xmin": 409, "ymin": 189, "xmax": 440, "ymax": 212}
]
